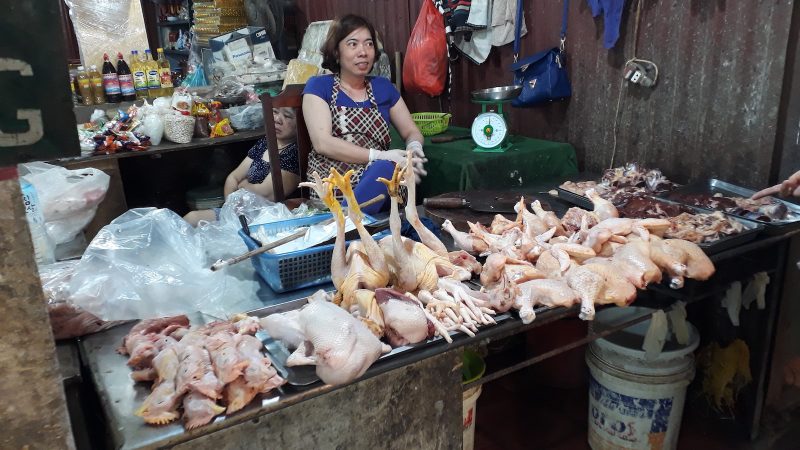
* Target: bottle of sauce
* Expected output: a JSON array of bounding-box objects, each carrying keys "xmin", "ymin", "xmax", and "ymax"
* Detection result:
[
  {"xmin": 144, "ymin": 49, "xmax": 162, "ymax": 98},
  {"xmin": 76, "ymin": 66, "xmax": 94, "ymax": 106},
  {"xmin": 116, "ymin": 52, "xmax": 136, "ymax": 102},
  {"xmin": 69, "ymin": 69, "xmax": 79, "ymax": 106},
  {"xmin": 88, "ymin": 65, "xmax": 106, "ymax": 104},
  {"xmin": 156, "ymin": 48, "xmax": 174, "ymax": 96},
  {"xmin": 101, "ymin": 53, "xmax": 121, "ymax": 103},
  {"xmin": 131, "ymin": 50, "xmax": 149, "ymax": 100}
]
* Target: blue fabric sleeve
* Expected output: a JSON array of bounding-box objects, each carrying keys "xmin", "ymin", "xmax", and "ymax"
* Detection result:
[{"xmin": 302, "ymin": 75, "xmax": 334, "ymax": 104}]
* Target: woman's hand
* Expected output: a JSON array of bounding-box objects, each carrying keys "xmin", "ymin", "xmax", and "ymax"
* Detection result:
[{"xmin": 751, "ymin": 170, "xmax": 800, "ymax": 200}]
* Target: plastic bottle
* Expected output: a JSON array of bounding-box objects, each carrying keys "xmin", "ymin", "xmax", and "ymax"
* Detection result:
[
  {"xmin": 116, "ymin": 52, "xmax": 136, "ymax": 101},
  {"xmin": 144, "ymin": 49, "xmax": 162, "ymax": 98},
  {"xmin": 76, "ymin": 66, "xmax": 94, "ymax": 106},
  {"xmin": 156, "ymin": 48, "xmax": 174, "ymax": 97},
  {"xmin": 88, "ymin": 65, "xmax": 106, "ymax": 104},
  {"xmin": 131, "ymin": 50, "xmax": 149, "ymax": 100},
  {"xmin": 101, "ymin": 53, "xmax": 121, "ymax": 103},
  {"xmin": 69, "ymin": 69, "xmax": 79, "ymax": 105}
]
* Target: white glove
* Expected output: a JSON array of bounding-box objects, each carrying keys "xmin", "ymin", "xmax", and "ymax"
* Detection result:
[
  {"xmin": 369, "ymin": 148, "xmax": 408, "ymax": 165},
  {"xmin": 406, "ymin": 140, "xmax": 426, "ymax": 159}
]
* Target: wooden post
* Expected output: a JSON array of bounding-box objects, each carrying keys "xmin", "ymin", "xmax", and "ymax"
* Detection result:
[{"xmin": 0, "ymin": 167, "xmax": 75, "ymax": 449}]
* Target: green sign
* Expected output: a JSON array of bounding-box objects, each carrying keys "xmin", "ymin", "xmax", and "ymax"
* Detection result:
[{"xmin": 0, "ymin": 1, "xmax": 79, "ymax": 165}]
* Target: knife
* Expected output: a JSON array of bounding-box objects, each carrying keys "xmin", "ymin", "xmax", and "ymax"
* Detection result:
[{"xmin": 423, "ymin": 196, "xmax": 520, "ymax": 213}]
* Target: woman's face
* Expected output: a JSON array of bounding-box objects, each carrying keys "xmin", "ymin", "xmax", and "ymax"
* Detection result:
[
  {"xmin": 337, "ymin": 27, "xmax": 375, "ymax": 78},
  {"xmin": 273, "ymin": 107, "xmax": 297, "ymax": 142}
]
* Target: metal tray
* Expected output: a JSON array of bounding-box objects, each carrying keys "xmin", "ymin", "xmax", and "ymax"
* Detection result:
[
  {"xmin": 247, "ymin": 291, "xmax": 512, "ymax": 387},
  {"xmin": 554, "ymin": 188, "xmax": 763, "ymax": 254},
  {"xmin": 659, "ymin": 179, "xmax": 800, "ymax": 234}
]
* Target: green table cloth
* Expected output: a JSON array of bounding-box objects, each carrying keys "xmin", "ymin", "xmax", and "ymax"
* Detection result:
[{"xmin": 392, "ymin": 126, "xmax": 578, "ymax": 199}]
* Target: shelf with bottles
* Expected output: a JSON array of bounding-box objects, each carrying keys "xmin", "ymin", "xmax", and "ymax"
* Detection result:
[{"xmin": 70, "ymin": 49, "xmax": 178, "ymax": 109}]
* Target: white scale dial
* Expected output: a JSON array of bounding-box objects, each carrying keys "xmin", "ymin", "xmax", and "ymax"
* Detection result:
[{"xmin": 471, "ymin": 112, "xmax": 508, "ymax": 148}]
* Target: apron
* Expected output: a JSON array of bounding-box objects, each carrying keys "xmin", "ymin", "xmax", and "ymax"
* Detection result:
[{"xmin": 308, "ymin": 73, "xmax": 392, "ymax": 200}]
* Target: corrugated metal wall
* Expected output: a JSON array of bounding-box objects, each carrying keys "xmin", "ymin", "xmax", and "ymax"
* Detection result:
[{"xmin": 292, "ymin": 0, "xmax": 796, "ymax": 187}]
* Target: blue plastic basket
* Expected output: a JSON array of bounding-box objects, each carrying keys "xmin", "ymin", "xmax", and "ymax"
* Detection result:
[{"xmin": 238, "ymin": 213, "xmax": 386, "ymax": 293}]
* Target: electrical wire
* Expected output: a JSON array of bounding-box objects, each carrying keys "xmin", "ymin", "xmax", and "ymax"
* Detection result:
[{"xmin": 609, "ymin": 0, "xmax": 658, "ymax": 169}]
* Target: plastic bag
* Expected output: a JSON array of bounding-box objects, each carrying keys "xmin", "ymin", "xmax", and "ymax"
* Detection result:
[
  {"xmin": 228, "ymin": 104, "xmax": 264, "ymax": 131},
  {"xmin": 19, "ymin": 162, "xmax": 110, "ymax": 245},
  {"xmin": 39, "ymin": 261, "xmax": 122, "ymax": 340},
  {"xmin": 68, "ymin": 208, "xmax": 258, "ymax": 321},
  {"xmin": 403, "ymin": 0, "xmax": 448, "ymax": 96},
  {"xmin": 141, "ymin": 114, "xmax": 165, "ymax": 146}
]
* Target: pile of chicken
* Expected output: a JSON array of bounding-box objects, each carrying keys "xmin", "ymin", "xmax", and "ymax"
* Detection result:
[
  {"xmin": 120, "ymin": 314, "xmax": 285, "ymax": 430},
  {"xmin": 443, "ymin": 188, "xmax": 716, "ymax": 323},
  {"xmin": 261, "ymin": 156, "xmax": 489, "ymax": 386}
]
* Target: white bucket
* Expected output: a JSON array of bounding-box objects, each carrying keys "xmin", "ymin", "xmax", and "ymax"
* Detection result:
[
  {"xmin": 587, "ymin": 307, "xmax": 699, "ymax": 450},
  {"xmin": 462, "ymin": 385, "xmax": 482, "ymax": 450}
]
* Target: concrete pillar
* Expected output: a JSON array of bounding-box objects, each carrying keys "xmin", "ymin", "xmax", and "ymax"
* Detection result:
[{"xmin": 0, "ymin": 168, "xmax": 75, "ymax": 449}]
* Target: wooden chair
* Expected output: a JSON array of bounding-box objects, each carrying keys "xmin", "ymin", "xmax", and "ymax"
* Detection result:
[{"xmin": 259, "ymin": 84, "xmax": 311, "ymax": 202}]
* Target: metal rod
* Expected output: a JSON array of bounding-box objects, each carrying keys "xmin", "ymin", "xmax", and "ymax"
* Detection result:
[
  {"xmin": 210, "ymin": 227, "xmax": 309, "ymax": 271},
  {"xmin": 210, "ymin": 194, "xmax": 386, "ymax": 271}
]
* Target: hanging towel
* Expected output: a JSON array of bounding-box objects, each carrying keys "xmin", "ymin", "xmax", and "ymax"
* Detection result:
[
  {"xmin": 587, "ymin": 0, "xmax": 626, "ymax": 49},
  {"xmin": 454, "ymin": 0, "xmax": 493, "ymax": 64},
  {"xmin": 491, "ymin": 0, "xmax": 527, "ymax": 47}
]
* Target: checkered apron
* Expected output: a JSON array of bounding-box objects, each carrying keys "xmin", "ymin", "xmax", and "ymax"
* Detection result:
[{"xmin": 308, "ymin": 74, "xmax": 392, "ymax": 200}]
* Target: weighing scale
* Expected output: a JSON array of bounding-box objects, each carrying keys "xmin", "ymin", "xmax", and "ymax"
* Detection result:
[{"xmin": 469, "ymin": 85, "xmax": 522, "ymax": 153}]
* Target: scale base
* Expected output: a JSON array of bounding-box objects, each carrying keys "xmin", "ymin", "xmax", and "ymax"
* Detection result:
[{"xmin": 473, "ymin": 142, "xmax": 513, "ymax": 153}]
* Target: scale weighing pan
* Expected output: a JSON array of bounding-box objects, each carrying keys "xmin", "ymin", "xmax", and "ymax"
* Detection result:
[{"xmin": 471, "ymin": 85, "xmax": 523, "ymax": 101}]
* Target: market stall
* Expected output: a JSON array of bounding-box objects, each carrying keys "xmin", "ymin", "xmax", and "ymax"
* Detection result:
[{"xmin": 62, "ymin": 161, "xmax": 799, "ymax": 449}]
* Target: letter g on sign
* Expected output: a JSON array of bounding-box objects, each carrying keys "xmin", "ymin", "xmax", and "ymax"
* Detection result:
[{"xmin": 0, "ymin": 58, "xmax": 44, "ymax": 147}]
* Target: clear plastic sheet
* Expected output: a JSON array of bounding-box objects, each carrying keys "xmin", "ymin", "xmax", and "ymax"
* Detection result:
[
  {"xmin": 64, "ymin": 0, "xmax": 150, "ymax": 68},
  {"xmin": 68, "ymin": 207, "xmax": 257, "ymax": 321},
  {"xmin": 64, "ymin": 190, "xmax": 319, "ymax": 321},
  {"xmin": 40, "ymin": 261, "xmax": 123, "ymax": 340}
]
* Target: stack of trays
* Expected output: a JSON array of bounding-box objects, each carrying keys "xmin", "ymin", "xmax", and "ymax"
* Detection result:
[{"xmin": 192, "ymin": 0, "xmax": 248, "ymax": 46}]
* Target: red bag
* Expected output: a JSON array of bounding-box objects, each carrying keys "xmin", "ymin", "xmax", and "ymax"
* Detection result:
[{"xmin": 403, "ymin": 0, "xmax": 447, "ymax": 96}]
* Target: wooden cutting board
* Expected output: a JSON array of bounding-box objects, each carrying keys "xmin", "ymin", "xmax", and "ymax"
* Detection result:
[{"xmin": 424, "ymin": 190, "xmax": 552, "ymax": 231}]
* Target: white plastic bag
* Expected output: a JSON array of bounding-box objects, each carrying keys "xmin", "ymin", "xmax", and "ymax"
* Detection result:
[
  {"xmin": 141, "ymin": 114, "xmax": 165, "ymax": 145},
  {"xmin": 19, "ymin": 162, "xmax": 110, "ymax": 245},
  {"xmin": 228, "ymin": 104, "xmax": 264, "ymax": 131}
]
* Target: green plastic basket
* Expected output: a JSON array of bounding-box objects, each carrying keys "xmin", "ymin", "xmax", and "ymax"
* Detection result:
[{"xmin": 412, "ymin": 112, "xmax": 451, "ymax": 136}]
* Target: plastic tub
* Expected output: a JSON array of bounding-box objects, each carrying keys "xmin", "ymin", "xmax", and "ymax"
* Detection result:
[
  {"xmin": 462, "ymin": 350, "xmax": 485, "ymax": 450},
  {"xmin": 586, "ymin": 307, "xmax": 699, "ymax": 450}
]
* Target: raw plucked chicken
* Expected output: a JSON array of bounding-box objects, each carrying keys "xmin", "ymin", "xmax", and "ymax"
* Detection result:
[
  {"xmin": 279, "ymin": 297, "xmax": 391, "ymax": 386},
  {"xmin": 374, "ymin": 288, "xmax": 433, "ymax": 346},
  {"xmin": 440, "ymin": 190, "xmax": 716, "ymax": 324},
  {"xmin": 123, "ymin": 315, "xmax": 283, "ymax": 430}
]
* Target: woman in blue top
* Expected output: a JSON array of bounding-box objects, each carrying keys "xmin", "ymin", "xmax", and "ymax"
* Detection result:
[
  {"xmin": 303, "ymin": 14, "xmax": 426, "ymax": 213},
  {"xmin": 183, "ymin": 107, "xmax": 300, "ymax": 226}
]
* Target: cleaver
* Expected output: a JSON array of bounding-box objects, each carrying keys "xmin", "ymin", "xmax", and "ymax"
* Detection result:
[{"xmin": 424, "ymin": 193, "xmax": 528, "ymax": 213}]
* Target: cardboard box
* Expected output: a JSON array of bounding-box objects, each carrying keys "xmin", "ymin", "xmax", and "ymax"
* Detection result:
[{"xmin": 209, "ymin": 27, "xmax": 275, "ymax": 66}]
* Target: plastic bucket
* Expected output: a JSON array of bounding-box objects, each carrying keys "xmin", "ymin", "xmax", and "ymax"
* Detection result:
[
  {"xmin": 586, "ymin": 307, "xmax": 699, "ymax": 450},
  {"xmin": 462, "ymin": 350, "xmax": 485, "ymax": 450}
]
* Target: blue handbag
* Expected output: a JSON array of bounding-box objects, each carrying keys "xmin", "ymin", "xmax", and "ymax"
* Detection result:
[{"xmin": 510, "ymin": 0, "xmax": 572, "ymax": 107}]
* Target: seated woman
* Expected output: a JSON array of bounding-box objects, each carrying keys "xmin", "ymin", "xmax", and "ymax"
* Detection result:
[
  {"xmin": 303, "ymin": 14, "xmax": 426, "ymax": 214},
  {"xmin": 184, "ymin": 106, "xmax": 300, "ymax": 226}
]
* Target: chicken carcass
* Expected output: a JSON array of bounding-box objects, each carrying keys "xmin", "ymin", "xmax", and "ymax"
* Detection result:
[
  {"xmin": 662, "ymin": 238, "xmax": 715, "ymax": 280},
  {"xmin": 514, "ymin": 279, "xmax": 579, "ymax": 324},
  {"xmin": 442, "ymin": 220, "xmax": 488, "ymax": 254},
  {"xmin": 566, "ymin": 263, "xmax": 637, "ymax": 320},
  {"xmin": 182, "ymin": 391, "xmax": 225, "ymax": 430},
  {"xmin": 374, "ymin": 288, "xmax": 433, "ymax": 346},
  {"xmin": 586, "ymin": 188, "xmax": 619, "ymax": 221},
  {"xmin": 284, "ymin": 298, "xmax": 391, "ymax": 386},
  {"xmin": 135, "ymin": 346, "xmax": 181, "ymax": 425}
]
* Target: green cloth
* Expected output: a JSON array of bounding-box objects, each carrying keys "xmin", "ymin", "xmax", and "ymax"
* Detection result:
[{"xmin": 391, "ymin": 126, "xmax": 578, "ymax": 199}]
